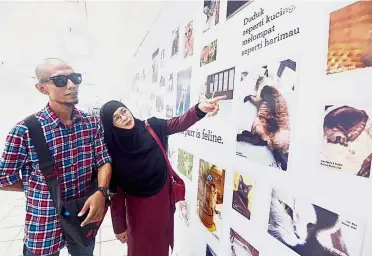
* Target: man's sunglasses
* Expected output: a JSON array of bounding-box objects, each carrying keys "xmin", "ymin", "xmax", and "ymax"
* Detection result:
[{"xmin": 40, "ymin": 73, "xmax": 82, "ymax": 87}]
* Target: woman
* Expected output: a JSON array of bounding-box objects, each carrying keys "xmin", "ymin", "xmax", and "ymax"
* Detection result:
[{"xmin": 100, "ymin": 96, "xmax": 225, "ymax": 256}]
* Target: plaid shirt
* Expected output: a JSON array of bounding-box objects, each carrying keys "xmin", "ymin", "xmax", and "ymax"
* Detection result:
[{"xmin": 0, "ymin": 104, "xmax": 112, "ymax": 255}]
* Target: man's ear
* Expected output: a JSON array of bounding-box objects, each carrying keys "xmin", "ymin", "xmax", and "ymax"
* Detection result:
[{"xmin": 35, "ymin": 83, "xmax": 49, "ymax": 95}]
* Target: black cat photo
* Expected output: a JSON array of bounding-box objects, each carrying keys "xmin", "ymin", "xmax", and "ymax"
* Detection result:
[{"xmin": 232, "ymin": 172, "xmax": 254, "ymax": 220}]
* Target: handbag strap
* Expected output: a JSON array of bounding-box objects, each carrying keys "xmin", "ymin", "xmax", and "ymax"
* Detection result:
[
  {"xmin": 144, "ymin": 120, "xmax": 176, "ymax": 184},
  {"xmin": 24, "ymin": 115, "xmax": 62, "ymax": 209}
]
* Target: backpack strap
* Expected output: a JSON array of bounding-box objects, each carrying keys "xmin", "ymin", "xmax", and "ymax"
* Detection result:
[{"xmin": 24, "ymin": 115, "xmax": 62, "ymax": 210}]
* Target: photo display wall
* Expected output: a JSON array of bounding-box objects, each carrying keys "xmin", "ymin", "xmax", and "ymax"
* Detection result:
[{"xmin": 123, "ymin": 1, "xmax": 372, "ymax": 255}]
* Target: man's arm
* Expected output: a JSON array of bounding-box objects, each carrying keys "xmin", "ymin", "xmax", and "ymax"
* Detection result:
[
  {"xmin": 0, "ymin": 124, "xmax": 27, "ymax": 192},
  {"xmin": 79, "ymin": 116, "xmax": 112, "ymax": 226},
  {"xmin": 97, "ymin": 162, "xmax": 112, "ymax": 187},
  {"xmin": 93, "ymin": 116, "xmax": 112, "ymax": 188},
  {"xmin": 0, "ymin": 181, "xmax": 24, "ymax": 192}
]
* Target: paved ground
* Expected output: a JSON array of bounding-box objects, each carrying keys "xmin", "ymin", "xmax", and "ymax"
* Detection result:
[{"xmin": 0, "ymin": 191, "xmax": 127, "ymax": 256}]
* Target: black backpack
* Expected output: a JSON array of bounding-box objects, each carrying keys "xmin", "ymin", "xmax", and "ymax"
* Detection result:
[{"xmin": 24, "ymin": 114, "xmax": 107, "ymax": 247}]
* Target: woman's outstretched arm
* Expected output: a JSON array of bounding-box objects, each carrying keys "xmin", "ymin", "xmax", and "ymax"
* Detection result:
[
  {"xmin": 166, "ymin": 104, "xmax": 206, "ymax": 135},
  {"xmin": 166, "ymin": 96, "xmax": 226, "ymax": 135}
]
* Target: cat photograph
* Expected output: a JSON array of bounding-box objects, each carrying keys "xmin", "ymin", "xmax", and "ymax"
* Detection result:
[
  {"xmin": 160, "ymin": 49, "xmax": 165, "ymax": 68},
  {"xmin": 326, "ymin": 1, "xmax": 372, "ymax": 75},
  {"xmin": 206, "ymin": 244, "xmax": 217, "ymax": 256},
  {"xmin": 155, "ymin": 95, "xmax": 164, "ymax": 113},
  {"xmin": 203, "ymin": 0, "xmax": 220, "ymax": 33},
  {"xmin": 184, "ymin": 21, "xmax": 194, "ymax": 58},
  {"xmin": 171, "ymin": 27, "xmax": 179, "ymax": 57},
  {"xmin": 268, "ymin": 188, "xmax": 363, "ymax": 256},
  {"xmin": 166, "ymin": 105, "xmax": 174, "ymax": 119},
  {"xmin": 230, "ymin": 228, "xmax": 259, "ymax": 256},
  {"xmin": 232, "ymin": 172, "xmax": 254, "ymax": 220},
  {"xmin": 320, "ymin": 104, "xmax": 372, "ymax": 178},
  {"xmin": 167, "ymin": 146, "xmax": 178, "ymax": 169},
  {"xmin": 177, "ymin": 149, "xmax": 194, "ymax": 181},
  {"xmin": 226, "ymin": 0, "xmax": 254, "ymax": 20},
  {"xmin": 177, "ymin": 200, "xmax": 190, "ymax": 227},
  {"xmin": 200, "ymin": 40, "xmax": 218, "ymax": 67},
  {"xmin": 235, "ymin": 59, "xmax": 297, "ymax": 171},
  {"xmin": 197, "ymin": 159, "xmax": 226, "ymax": 240},
  {"xmin": 152, "ymin": 48, "xmax": 159, "ymax": 83},
  {"xmin": 167, "ymin": 73, "xmax": 174, "ymax": 92},
  {"xmin": 176, "ymin": 67, "xmax": 192, "ymax": 116}
]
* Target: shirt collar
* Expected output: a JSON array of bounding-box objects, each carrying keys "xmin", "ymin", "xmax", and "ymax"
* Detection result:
[{"xmin": 43, "ymin": 104, "xmax": 83, "ymax": 129}]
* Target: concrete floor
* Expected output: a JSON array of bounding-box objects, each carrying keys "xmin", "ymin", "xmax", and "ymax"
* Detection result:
[{"xmin": 0, "ymin": 191, "xmax": 127, "ymax": 256}]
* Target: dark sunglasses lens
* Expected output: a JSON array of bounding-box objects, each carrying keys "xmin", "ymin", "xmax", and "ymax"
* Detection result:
[
  {"xmin": 53, "ymin": 76, "xmax": 68, "ymax": 87},
  {"xmin": 70, "ymin": 73, "xmax": 82, "ymax": 85}
]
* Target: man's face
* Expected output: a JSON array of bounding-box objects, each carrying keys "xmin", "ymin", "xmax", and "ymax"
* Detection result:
[{"xmin": 36, "ymin": 63, "xmax": 80, "ymax": 106}]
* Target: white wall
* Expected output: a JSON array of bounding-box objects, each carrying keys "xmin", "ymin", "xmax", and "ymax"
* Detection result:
[
  {"xmin": 127, "ymin": 0, "xmax": 372, "ymax": 256},
  {"xmin": 0, "ymin": 0, "xmax": 165, "ymax": 147}
]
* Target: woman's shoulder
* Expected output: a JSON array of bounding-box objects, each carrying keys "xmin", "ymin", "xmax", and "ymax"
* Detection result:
[
  {"xmin": 147, "ymin": 117, "xmax": 168, "ymax": 134},
  {"xmin": 147, "ymin": 116, "xmax": 166, "ymax": 125}
]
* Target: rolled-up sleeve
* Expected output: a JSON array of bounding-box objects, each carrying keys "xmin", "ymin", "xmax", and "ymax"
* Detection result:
[
  {"xmin": 93, "ymin": 118, "xmax": 112, "ymax": 168},
  {"xmin": 0, "ymin": 125, "xmax": 27, "ymax": 187}
]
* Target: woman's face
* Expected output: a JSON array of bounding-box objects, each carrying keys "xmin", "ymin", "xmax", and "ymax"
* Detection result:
[{"xmin": 113, "ymin": 107, "xmax": 135, "ymax": 129}]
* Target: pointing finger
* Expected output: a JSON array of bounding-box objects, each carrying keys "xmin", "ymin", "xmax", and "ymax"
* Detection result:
[{"xmin": 208, "ymin": 95, "xmax": 227, "ymax": 104}]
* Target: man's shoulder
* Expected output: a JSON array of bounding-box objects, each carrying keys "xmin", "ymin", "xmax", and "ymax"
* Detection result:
[
  {"xmin": 9, "ymin": 106, "xmax": 51, "ymax": 136},
  {"xmin": 8, "ymin": 121, "xmax": 29, "ymax": 138},
  {"xmin": 75, "ymin": 109, "xmax": 102, "ymax": 130},
  {"xmin": 79, "ymin": 109, "xmax": 100, "ymax": 121}
]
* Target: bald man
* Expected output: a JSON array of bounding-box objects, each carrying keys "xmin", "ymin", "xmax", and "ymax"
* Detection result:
[{"xmin": 0, "ymin": 58, "xmax": 112, "ymax": 256}]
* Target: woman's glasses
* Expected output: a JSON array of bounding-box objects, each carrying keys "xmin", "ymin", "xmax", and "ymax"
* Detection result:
[
  {"xmin": 113, "ymin": 107, "xmax": 130, "ymax": 124},
  {"xmin": 40, "ymin": 73, "xmax": 82, "ymax": 87}
]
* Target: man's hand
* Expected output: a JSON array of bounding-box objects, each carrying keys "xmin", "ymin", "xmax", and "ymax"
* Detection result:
[
  {"xmin": 115, "ymin": 231, "xmax": 128, "ymax": 244},
  {"xmin": 79, "ymin": 191, "xmax": 106, "ymax": 227},
  {"xmin": 198, "ymin": 95, "xmax": 227, "ymax": 117}
]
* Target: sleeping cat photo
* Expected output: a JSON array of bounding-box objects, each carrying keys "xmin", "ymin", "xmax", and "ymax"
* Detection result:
[
  {"xmin": 268, "ymin": 188, "xmax": 362, "ymax": 256},
  {"xmin": 321, "ymin": 104, "xmax": 372, "ymax": 178}
]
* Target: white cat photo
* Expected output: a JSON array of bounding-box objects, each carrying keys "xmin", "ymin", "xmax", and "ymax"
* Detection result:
[{"xmin": 268, "ymin": 188, "xmax": 363, "ymax": 256}]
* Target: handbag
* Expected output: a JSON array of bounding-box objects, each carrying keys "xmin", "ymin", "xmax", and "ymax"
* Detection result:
[
  {"xmin": 24, "ymin": 115, "xmax": 107, "ymax": 247},
  {"xmin": 144, "ymin": 120, "xmax": 185, "ymax": 204}
]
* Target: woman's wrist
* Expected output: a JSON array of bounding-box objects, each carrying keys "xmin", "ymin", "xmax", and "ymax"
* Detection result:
[{"xmin": 195, "ymin": 103, "xmax": 207, "ymax": 118}]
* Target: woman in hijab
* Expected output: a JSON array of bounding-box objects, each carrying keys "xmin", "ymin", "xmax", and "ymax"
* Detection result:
[{"xmin": 100, "ymin": 95, "xmax": 226, "ymax": 256}]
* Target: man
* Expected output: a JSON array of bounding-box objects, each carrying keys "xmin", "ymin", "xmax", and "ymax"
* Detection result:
[{"xmin": 0, "ymin": 58, "xmax": 112, "ymax": 256}]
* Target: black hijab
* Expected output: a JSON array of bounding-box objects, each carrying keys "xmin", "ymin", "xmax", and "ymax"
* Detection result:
[{"xmin": 100, "ymin": 100, "xmax": 168, "ymax": 197}]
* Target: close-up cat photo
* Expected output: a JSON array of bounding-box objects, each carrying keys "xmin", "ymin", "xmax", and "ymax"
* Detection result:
[{"xmin": 268, "ymin": 188, "xmax": 356, "ymax": 256}]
